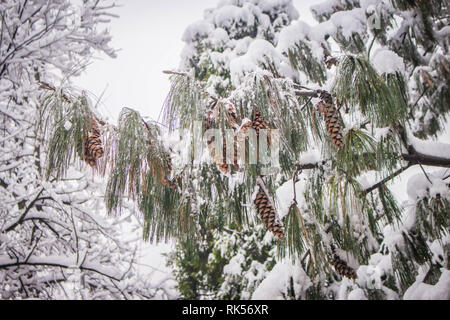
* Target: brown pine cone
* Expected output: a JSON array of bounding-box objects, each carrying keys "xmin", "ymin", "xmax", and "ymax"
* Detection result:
[
  {"xmin": 252, "ymin": 110, "xmax": 268, "ymax": 135},
  {"xmin": 254, "ymin": 186, "xmax": 285, "ymax": 239},
  {"xmin": 83, "ymin": 118, "xmax": 104, "ymax": 166},
  {"xmin": 317, "ymin": 91, "xmax": 343, "ymax": 148},
  {"xmin": 330, "ymin": 245, "xmax": 357, "ymax": 280},
  {"xmin": 252, "ymin": 110, "xmax": 272, "ymax": 147}
]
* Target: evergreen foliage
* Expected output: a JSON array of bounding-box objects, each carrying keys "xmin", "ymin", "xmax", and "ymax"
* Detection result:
[
  {"xmin": 333, "ymin": 55, "xmax": 408, "ymax": 127},
  {"xmin": 44, "ymin": 94, "xmax": 93, "ymax": 179}
]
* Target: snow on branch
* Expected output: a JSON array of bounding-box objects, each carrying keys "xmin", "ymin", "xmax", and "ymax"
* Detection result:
[{"xmin": 0, "ymin": 255, "xmax": 122, "ymax": 281}]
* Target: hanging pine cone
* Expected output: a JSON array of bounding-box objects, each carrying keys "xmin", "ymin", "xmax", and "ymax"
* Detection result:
[
  {"xmin": 317, "ymin": 91, "xmax": 343, "ymax": 148},
  {"xmin": 203, "ymin": 102, "xmax": 259, "ymax": 174},
  {"xmin": 254, "ymin": 186, "xmax": 285, "ymax": 239},
  {"xmin": 226, "ymin": 103, "xmax": 239, "ymax": 128},
  {"xmin": 252, "ymin": 110, "xmax": 272, "ymax": 147},
  {"xmin": 83, "ymin": 118, "xmax": 104, "ymax": 167},
  {"xmin": 321, "ymin": 43, "xmax": 338, "ymax": 69},
  {"xmin": 252, "ymin": 110, "xmax": 268, "ymax": 135},
  {"xmin": 330, "ymin": 245, "xmax": 357, "ymax": 280}
]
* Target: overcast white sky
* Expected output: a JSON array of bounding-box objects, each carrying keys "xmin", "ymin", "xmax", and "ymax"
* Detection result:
[{"xmin": 74, "ymin": 0, "xmax": 322, "ymax": 124}]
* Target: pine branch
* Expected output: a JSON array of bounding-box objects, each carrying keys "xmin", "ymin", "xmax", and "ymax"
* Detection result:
[
  {"xmin": 162, "ymin": 70, "xmax": 190, "ymax": 77},
  {"xmin": 297, "ymin": 147, "xmax": 450, "ymax": 174},
  {"xmin": 297, "ymin": 147, "xmax": 450, "ymax": 196},
  {"xmin": 296, "ymin": 160, "xmax": 327, "ymax": 171},
  {"xmin": 363, "ymin": 165, "xmax": 411, "ymax": 195},
  {"xmin": 294, "ymin": 90, "xmax": 319, "ymax": 98},
  {"xmin": 37, "ymin": 80, "xmax": 71, "ymax": 104},
  {"xmin": 402, "ymin": 150, "xmax": 450, "ymax": 168}
]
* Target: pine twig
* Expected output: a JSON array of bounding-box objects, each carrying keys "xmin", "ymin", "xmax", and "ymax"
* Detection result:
[
  {"xmin": 419, "ymin": 163, "xmax": 433, "ymax": 184},
  {"xmin": 363, "ymin": 165, "xmax": 411, "ymax": 195},
  {"xmin": 162, "ymin": 70, "xmax": 190, "ymax": 77},
  {"xmin": 301, "ymin": 249, "xmax": 311, "ymax": 266},
  {"xmin": 295, "ymin": 90, "xmax": 320, "ymax": 98}
]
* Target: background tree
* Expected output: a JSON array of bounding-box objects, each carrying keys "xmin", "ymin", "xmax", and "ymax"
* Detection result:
[
  {"xmin": 39, "ymin": 0, "xmax": 450, "ymax": 300},
  {"xmin": 0, "ymin": 0, "xmax": 175, "ymax": 299}
]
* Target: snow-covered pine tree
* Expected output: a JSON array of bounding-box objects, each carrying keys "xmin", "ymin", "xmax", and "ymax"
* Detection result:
[
  {"xmin": 39, "ymin": 0, "xmax": 450, "ymax": 300},
  {"xmin": 164, "ymin": 0, "xmax": 450, "ymax": 300},
  {"xmin": 0, "ymin": 0, "xmax": 175, "ymax": 299}
]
